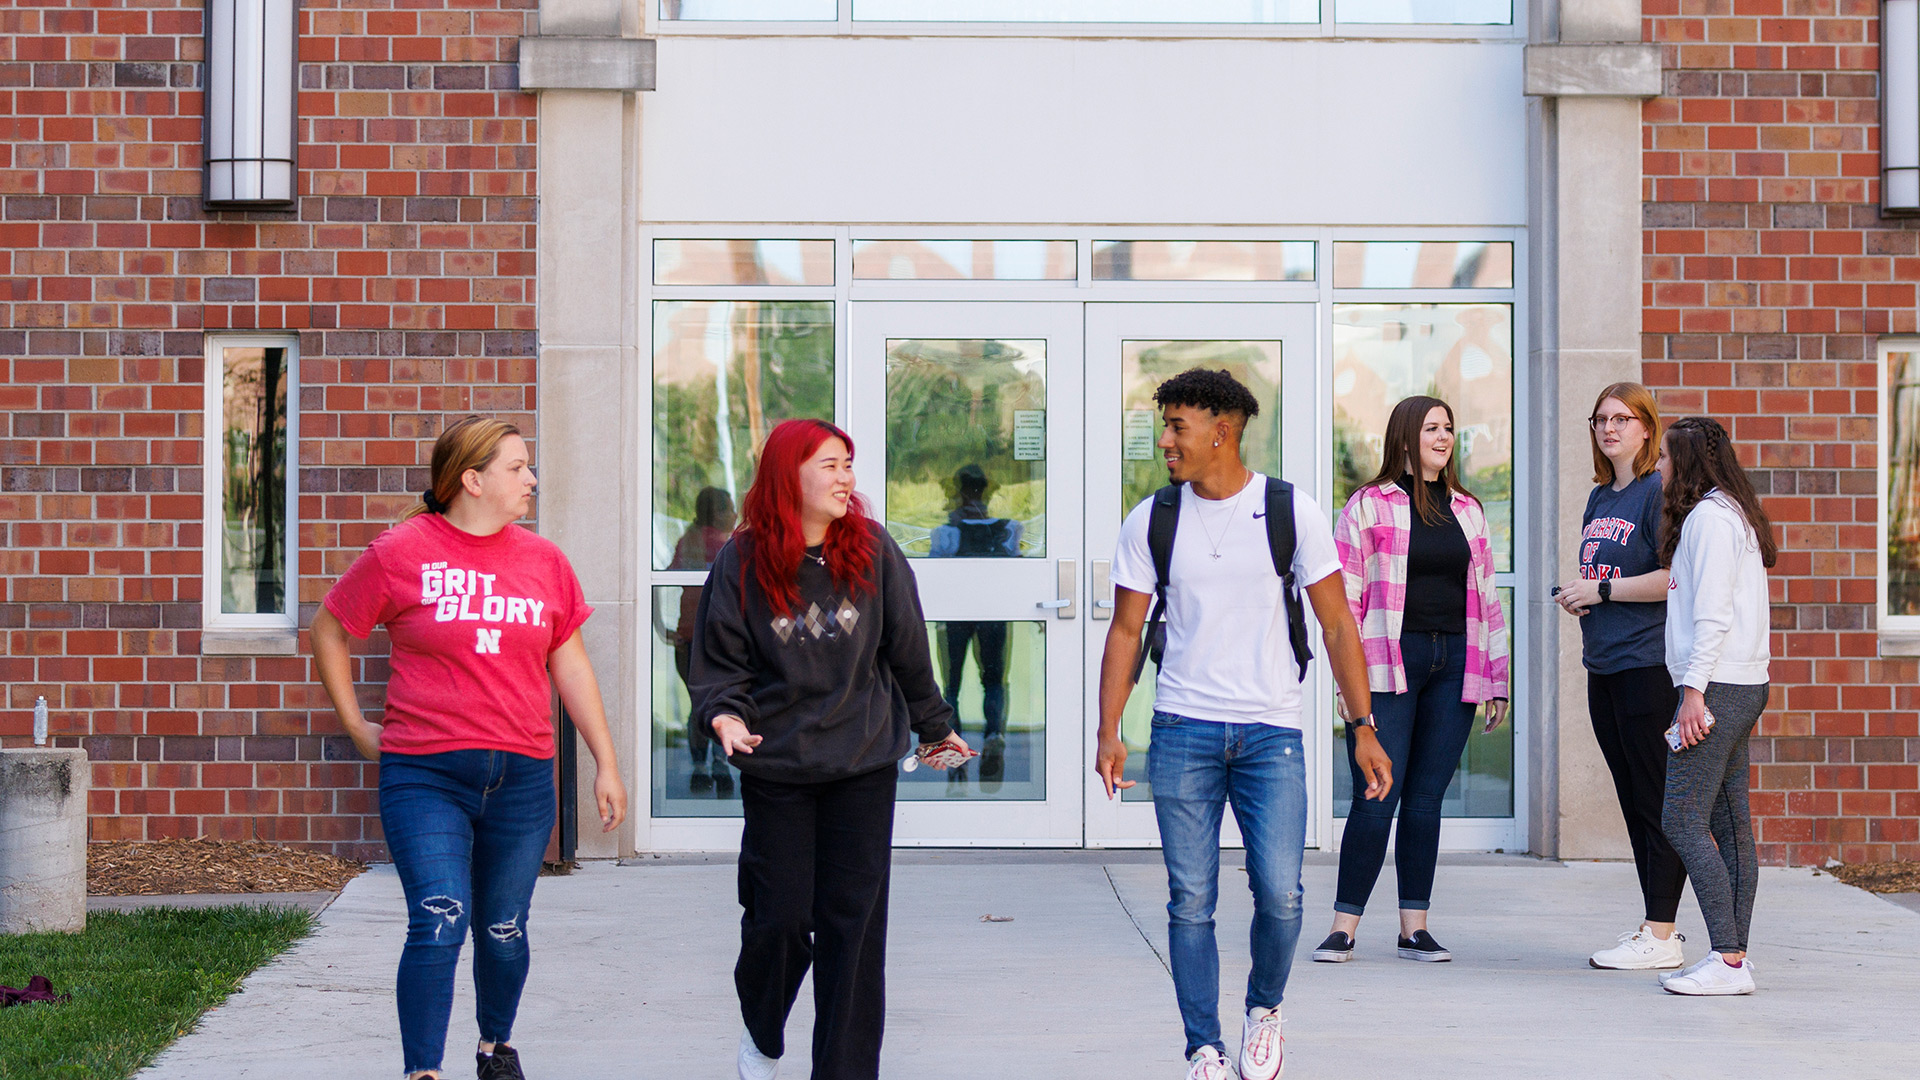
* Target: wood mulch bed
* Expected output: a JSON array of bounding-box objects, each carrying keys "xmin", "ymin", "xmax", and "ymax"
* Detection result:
[
  {"xmin": 87, "ymin": 839, "xmax": 367, "ymax": 896},
  {"xmin": 1821, "ymin": 860, "xmax": 1920, "ymax": 894}
]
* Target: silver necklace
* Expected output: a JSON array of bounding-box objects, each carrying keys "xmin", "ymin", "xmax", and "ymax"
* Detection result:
[
  {"xmin": 1192, "ymin": 470, "xmax": 1253, "ymax": 560},
  {"xmin": 805, "ymin": 551, "xmax": 826, "ymax": 566}
]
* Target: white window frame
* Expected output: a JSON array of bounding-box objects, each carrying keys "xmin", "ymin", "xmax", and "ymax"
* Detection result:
[
  {"xmin": 202, "ymin": 331, "xmax": 299, "ymax": 633},
  {"xmin": 647, "ymin": 0, "xmax": 1526, "ymax": 38},
  {"xmin": 1878, "ymin": 336, "xmax": 1920, "ymax": 652}
]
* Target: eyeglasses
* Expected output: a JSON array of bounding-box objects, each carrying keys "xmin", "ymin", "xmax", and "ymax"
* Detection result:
[{"xmin": 1589, "ymin": 415, "xmax": 1639, "ymax": 431}]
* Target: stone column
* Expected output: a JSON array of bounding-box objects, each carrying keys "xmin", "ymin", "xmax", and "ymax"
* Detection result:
[
  {"xmin": 524, "ymin": 1, "xmax": 653, "ymax": 857},
  {"xmin": 1524, "ymin": 2, "xmax": 1663, "ymax": 857},
  {"xmin": 0, "ymin": 748, "xmax": 89, "ymax": 934}
]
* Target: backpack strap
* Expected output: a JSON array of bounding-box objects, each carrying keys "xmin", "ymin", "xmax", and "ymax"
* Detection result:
[
  {"xmin": 1265, "ymin": 477, "xmax": 1315, "ymax": 683},
  {"xmin": 1131, "ymin": 484, "xmax": 1182, "ymax": 684}
]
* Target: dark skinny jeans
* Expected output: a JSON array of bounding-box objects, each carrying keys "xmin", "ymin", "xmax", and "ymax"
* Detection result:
[{"xmin": 1335, "ymin": 631, "xmax": 1478, "ymax": 916}]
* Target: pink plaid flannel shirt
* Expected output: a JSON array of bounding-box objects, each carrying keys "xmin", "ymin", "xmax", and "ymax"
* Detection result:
[{"xmin": 1334, "ymin": 480, "xmax": 1509, "ymax": 703}]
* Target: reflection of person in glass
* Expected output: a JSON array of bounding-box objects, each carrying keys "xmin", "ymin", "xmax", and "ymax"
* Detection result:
[
  {"xmin": 689, "ymin": 419, "xmax": 969, "ymax": 1080},
  {"xmin": 927, "ymin": 464, "xmax": 1021, "ymax": 785},
  {"xmin": 671, "ymin": 486, "xmax": 738, "ymax": 794}
]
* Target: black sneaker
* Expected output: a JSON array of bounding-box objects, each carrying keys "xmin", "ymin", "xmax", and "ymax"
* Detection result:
[
  {"xmin": 1397, "ymin": 929, "xmax": 1452, "ymax": 962},
  {"xmin": 712, "ymin": 767, "xmax": 734, "ymax": 795},
  {"xmin": 689, "ymin": 771, "xmax": 714, "ymax": 793},
  {"xmin": 477, "ymin": 1044, "xmax": 525, "ymax": 1080},
  {"xmin": 1311, "ymin": 931, "xmax": 1355, "ymax": 963}
]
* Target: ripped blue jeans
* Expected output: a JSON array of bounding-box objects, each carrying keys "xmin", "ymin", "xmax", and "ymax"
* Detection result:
[{"xmin": 380, "ymin": 749, "xmax": 555, "ymax": 1074}]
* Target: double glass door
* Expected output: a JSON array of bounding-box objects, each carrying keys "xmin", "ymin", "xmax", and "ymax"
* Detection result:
[{"xmin": 848, "ymin": 301, "xmax": 1322, "ymax": 846}]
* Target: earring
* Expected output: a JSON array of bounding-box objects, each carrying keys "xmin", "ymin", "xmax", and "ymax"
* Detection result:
[{"xmin": 1213, "ymin": 440, "xmax": 1220, "ymax": 447}]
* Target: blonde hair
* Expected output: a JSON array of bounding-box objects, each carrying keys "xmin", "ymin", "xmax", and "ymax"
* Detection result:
[
  {"xmin": 1588, "ymin": 382, "xmax": 1661, "ymax": 485},
  {"xmin": 400, "ymin": 416, "xmax": 522, "ymax": 522}
]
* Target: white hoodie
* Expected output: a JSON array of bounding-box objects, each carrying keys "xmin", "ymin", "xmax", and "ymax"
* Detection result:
[{"xmin": 1665, "ymin": 490, "xmax": 1771, "ymax": 691}]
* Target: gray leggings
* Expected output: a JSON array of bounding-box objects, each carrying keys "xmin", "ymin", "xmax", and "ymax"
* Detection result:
[{"xmin": 1660, "ymin": 681, "xmax": 1770, "ymax": 953}]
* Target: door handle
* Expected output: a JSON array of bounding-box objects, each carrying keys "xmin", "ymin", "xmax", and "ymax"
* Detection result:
[
  {"xmin": 1043, "ymin": 559, "xmax": 1076, "ymax": 619},
  {"xmin": 1090, "ymin": 560, "xmax": 1113, "ymax": 620}
]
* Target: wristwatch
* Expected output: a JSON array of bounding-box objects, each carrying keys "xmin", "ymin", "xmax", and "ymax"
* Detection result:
[
  {"xmin": 1348, "ymin": 714, "xmax": 1377, "ymax": 732},
  {"xmin": 1597, "ymin": 579, "xmax": 1612, "ymax": 603}
]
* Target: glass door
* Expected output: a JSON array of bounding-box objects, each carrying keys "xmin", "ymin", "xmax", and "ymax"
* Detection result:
[
  {"xmin": 848, "ymin": 302, "xmax": 1086, "ymax": 845},
  {"xmin": 1082, "ymin": 303, "xmax": 1323, "ymax": 848}
]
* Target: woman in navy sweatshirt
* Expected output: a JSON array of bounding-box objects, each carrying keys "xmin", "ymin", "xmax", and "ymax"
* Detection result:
[{"xmin": 690, "ymin": 418, "xmax": 968, "ymax": 1080}]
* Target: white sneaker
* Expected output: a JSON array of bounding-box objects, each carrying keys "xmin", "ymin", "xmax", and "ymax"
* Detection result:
[
  {"xmin": 1662, "ymin": 952, "xmax": 1756, "ymax": 996},
  {"xmin": 738, "ymin": 1028, "xmax": 780, "ymax": 1080},
  {"xmin": 1589, "ymin": 925, "xmax": 1686, "ymax": 970},
  {"xmin": 1185, "ymin": 1045, "xmax": 1239, "ymax": 1080},
  {"xmin": 1659, "ymin": 953, "xmax": 1715, "ymax": 985},
  {"xmin": 1239, "ymin": 1006, "xmax": 1284, "ymax": 1080}
]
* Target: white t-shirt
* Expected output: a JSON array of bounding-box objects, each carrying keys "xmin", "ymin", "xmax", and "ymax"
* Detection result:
[{"xmin": 1111, "ymin": 475, "xmax": 1342, "ymax": 728}]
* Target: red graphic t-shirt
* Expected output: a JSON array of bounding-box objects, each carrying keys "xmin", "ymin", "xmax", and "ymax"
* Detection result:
[{"xmin": 322, "ymin": 513, "xmax": 592, "ymax": 759}]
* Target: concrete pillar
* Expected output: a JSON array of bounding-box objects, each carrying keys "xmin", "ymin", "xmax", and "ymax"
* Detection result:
[
  {"xmin": 0, "ymin": 749, "xmax": 88, "ymax": 934},
  {"xmin": 1524, "ymin": 1, "xmax": 1663, "ymax": 857}
]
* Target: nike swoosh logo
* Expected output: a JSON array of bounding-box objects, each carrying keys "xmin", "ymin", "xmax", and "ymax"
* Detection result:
[{"xmin": 1252, "ymin": 511, "xmax": 1267, "ymax": 518}]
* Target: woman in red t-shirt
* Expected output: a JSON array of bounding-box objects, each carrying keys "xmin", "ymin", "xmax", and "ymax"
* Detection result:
[{"xmin": 312, "ymin": 416, "xmax": 627, "ymax": 1080}]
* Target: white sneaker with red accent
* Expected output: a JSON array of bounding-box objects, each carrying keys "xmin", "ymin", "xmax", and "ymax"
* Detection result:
[
  {"xmin": 1239, "ymin": 1005, "xmax": 1284, "ymax": 1080},
  {"xmin": 1184, "ymin": 1045, "xmax": 1238, "ymax": 1080},
  {"xmin": 1662, "ymin": 952, "xmax": 1756, "ymax": 996}
]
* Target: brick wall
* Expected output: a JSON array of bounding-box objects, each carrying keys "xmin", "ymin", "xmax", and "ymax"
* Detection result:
[
  {"xmin": 0, "ymin": 0, "xmax": 539, "ymax": 859},
  {"xmin": 1644, "ymin": 0, "xmax": 1920, "ymax": 864}
]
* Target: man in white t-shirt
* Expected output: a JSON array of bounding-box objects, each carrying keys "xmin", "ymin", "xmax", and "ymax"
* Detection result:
[{"xmin": 1096, "ymin": 368, "xmax": 1393, "ymax": 1080}]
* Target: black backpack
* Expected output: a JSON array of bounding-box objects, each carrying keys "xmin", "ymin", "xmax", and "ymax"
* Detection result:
[
  {"xmin": 953, "ymin": 518, "xmax": 1014, "ymax": 557},
  {"xmin": 1130, "ymin": 477, "xmax": 1314, "ymax": 685}
]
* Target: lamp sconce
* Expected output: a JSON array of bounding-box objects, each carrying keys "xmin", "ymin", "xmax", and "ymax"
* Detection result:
[
  {"xmin": 1886, "ymin": 0, "xmax": 1920, "ymax": 214},
  {"xmin": 204, "ymin": 0, "xmax": 298, "ymax": 208}
]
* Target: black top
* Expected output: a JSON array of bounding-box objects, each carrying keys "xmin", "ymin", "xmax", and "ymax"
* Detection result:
[
  {"xmin": 1398, "ymin": 474, "xmax": 1470, "ymax": 635},
  {"xmin": 689, "ymin": 523, "xmax": 954, "ymax": 782},
  {"xmin": 1578, "ymin": 473, "xmax": 1667, "ymax": 674}
]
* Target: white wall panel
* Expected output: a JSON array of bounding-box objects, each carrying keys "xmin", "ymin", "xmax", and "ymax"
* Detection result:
[{"xmin": 640, "ymin": 37, "xmax": 1525, "ymax": 226}]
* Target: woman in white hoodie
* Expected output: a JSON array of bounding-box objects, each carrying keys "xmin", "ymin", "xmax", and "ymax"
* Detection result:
[{"xmin": 1655, "ymin": 416, "xmax": 1777, "ymax": 996}]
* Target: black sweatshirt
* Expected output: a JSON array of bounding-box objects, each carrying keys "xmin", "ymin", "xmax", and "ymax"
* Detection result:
[{"xmin": 689, "ymin": 523, "xmax": 954, "ymax": 783}]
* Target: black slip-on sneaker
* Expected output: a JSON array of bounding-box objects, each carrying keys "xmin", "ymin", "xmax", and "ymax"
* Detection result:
[
  {"xmin": 1397, "ymin": 929, "xmax": 1452, "ymax": 962},
  {"xmin": 477, "ymin": 1044, "xmax": 526, "ymax": 1080},
  {"xmin": 1311, "ymin": 931, "xmax": 1355, "ymax": 963}
]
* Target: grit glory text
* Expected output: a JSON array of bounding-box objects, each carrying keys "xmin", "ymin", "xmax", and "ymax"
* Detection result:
[{"xmin": 419, "ymin": 563, "xmax": 546, "ymax": 655}]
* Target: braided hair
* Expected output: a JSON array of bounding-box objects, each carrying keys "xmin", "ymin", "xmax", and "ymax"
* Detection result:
[{"xmin": 1657, "ymin": 416, "xmax": 1778, "ymax": 569}]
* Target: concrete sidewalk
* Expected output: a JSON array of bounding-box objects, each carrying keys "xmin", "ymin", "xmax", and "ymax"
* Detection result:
[{"xmin": 139, "ymin": 853, "xmax": 1920, "ymax": 1079}]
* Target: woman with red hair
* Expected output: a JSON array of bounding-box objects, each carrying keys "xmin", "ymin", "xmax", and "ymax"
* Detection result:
[{"xmin": 690, "ymin": 418, "xmax": 968, "ymax": 1080}]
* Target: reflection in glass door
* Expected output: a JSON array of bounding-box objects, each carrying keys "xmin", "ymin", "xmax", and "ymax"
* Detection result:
[{"xmin": 851, "ymin": 303, "xmax": 1085, "ymax": 844}]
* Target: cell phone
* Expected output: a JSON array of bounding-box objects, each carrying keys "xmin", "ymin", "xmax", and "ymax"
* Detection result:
[
  {"xmin": 1664, "ymin": 707, "xmax": 1716, "ymax": 752},
  {"xmin": 901, "ymin": 742, "xmax": 980, "ymax": 772}
]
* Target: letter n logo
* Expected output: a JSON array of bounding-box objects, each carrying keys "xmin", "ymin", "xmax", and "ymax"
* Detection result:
[{"xmin": 475, "ymin": 628, "xmax": 503, "ymax": 654}]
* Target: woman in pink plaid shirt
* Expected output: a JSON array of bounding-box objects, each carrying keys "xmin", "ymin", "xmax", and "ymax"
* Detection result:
[{"xmin": 1311, "ymin": 395, "xmax": 1509, "ymax": 966}]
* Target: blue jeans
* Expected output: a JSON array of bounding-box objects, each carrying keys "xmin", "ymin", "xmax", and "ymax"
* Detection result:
[
  {"xmin": 380, "ymin": 750, "xmax": 556, "ymax": 1074},
  {"xmin": 1334, "ymin": 631, "xmax": 1477, "ymax": 916},
  {"xmin": 1149, "ymin": 714, "xmax": 1307, "ymax": 1059}
]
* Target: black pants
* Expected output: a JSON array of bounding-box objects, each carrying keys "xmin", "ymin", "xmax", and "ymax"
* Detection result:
[
  {"xmin": 1587, "ymin": 665, "xmax": 1686, "ymax": 924},
  {"xmin": 941, "ymin": 621, "xmax": 1008, "ymax": 740},
  {"xmin": 737, "ymin": 764, "xmax": 896, "ymax": 1079}
]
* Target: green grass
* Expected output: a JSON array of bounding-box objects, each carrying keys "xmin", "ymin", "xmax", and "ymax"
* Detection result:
[{"xmin": 0, "ymin": 905, "xmax": 316, "ymax": 1080}]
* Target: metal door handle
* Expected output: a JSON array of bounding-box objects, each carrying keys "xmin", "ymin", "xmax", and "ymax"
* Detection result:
[
  {"xmin": 1091, "ymin": 560, "xmax": 1113, "ymax": 620},
  {"xmin": 1036, "ymin": 599, "xmax": 1071, "ymax": 610},
  {"xmin": 1046, "ymin": 559, "xmax": 1076, "ymax": 619}
]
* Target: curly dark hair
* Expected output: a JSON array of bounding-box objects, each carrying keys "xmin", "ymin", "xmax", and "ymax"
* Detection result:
[
  {"xmin": 1151, "ymin": 367, "xmax": 1261, "ymax": 421},
  {"xmin": 1658, "ymin": 416, "xmax": 1779, "ymax": 569}
]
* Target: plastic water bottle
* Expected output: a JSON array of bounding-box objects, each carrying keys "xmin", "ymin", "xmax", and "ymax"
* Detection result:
[{"xmin": 33, "ymin": 696, "xmax": 48, "ymax": 746}]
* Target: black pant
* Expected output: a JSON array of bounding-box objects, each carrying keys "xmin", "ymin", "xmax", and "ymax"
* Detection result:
[
  {"xmin": 1588, "ymin": 665, "xmax": 1686, "ymax": 924},
  {"xmin": 737, "ymin": 765, "xmax": 896, "ymax": 1079},
  {"xmin": 941, "ymin": 621, "xmax": 1008, "ymax": 740}
]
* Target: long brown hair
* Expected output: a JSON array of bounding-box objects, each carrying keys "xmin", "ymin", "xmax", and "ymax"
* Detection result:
[
  {"xmin": 1364, "ymin": 395, "xmax": 1480, "ymax": 526},
  {"xmin": 401, "ymin": 416, "xmax": 521, "ymax": 522},
  {"xmin": 737, "ymin": 419, "xmax": 876, "ymax": 616},
  {"xmin": 1657, "ymin": 416, "xmax": 1779, "ymax": 569},
  {"xmin": 1589, "ymin": 381, "xmax": 1661, "ymax": 485}
]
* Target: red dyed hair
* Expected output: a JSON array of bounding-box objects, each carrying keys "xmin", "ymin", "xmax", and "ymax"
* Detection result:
[{"xmin": 738, "ymin": 419, "xmax": 876, "ymax": 615}]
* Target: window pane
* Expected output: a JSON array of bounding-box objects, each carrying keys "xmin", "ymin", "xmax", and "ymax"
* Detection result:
[
  {"xmin": 1335, "ymin": 0, "xmax": 1510, "ymax": 23},
  {"xmin": 1888, "ymin": 349, "xmax": 1920, "ymax": 615},
  {"xmin": 651, "ymin": 585, "xmax": 743, "ymax": 818},
  {"xmin": 1333, "ymin": 241, "xmax": 1514, "ymax": 289},
  {"xmin": 661, "ymin": 0, "xmax": 837, "ymax": 19},
  {"xmin": 856, "ymin": 0, "xmax": 1319, "ymax": 21},
  {"xmin": 652, "ymin": 301, "xmax": 836, "ymax": 570},
  {"xmin": 1332, "ymin": 303, "xmax": 1513, "ymax": 570},
  {"xmin": 899, "ymin": 621, "xmax": 1046, "ymax": 801},
  {"xmin": 885, "ymin": 338, "xmax": 1047, "ymax": 559},
  {"xmin": 1094, "ymin": 240, "xmax": 1315, "ymax": 282},
  {"xmin": 220, "ymin": 345, "xmax": 289, "ymax": 615},
  {"xmin": 653, "ymin": 239, "xmax": 835, "ymax": 286},
  {"xmin": 1334, "ymin": 585, "xmax": 1514, "ymax": 818},
  {"xmin": 852, "ymin": 240, "xmax": 1076, "ymax": 281}
]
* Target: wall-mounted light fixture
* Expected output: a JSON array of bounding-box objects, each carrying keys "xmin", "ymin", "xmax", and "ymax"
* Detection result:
[
  {"xmin": 1886, "ymin": 0, "xmax": 1920, "ymax": 213},
  {"xmin": 204, "ymin": 0, "xmax": 297, "ymax": 208}
]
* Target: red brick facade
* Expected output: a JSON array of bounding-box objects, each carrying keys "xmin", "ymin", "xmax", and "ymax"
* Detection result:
[
  {"xmin": 1643, "ymin": 0, "xmax": 1920, "ymax": 864},
  {"xmin": 0, "ymin": 0, "xmax": 538, "ymax": 858}
]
